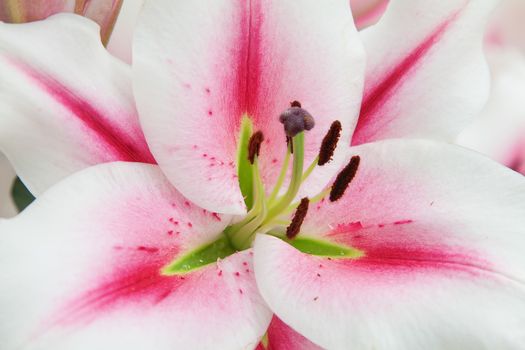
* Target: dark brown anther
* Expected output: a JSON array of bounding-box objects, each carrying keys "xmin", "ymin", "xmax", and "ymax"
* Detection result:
[
  {"xmin": 318, "ymin": 120, "xmax": 342, "ymax": 166},
  {"xmin": 329, "ymin": 156, "xmax": 360, "ymax": 202},
  {"xmin": 290, "ymin": 100, "xmax": 302, "ymax": 108},
  {"xmin": 248, "ymin": 131, "xmax": 264, "ymax": 164},
  {"xmin": 286, "ymin": 197, "xmax": 310, "ymax": 239}
]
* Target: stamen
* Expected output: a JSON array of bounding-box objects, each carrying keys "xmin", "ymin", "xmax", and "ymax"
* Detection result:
[
  {"xmin": 329, "ymin": 156, "xmax": 360, "ymax": 202},
  {"xmin": 286, "ymin": 197, "xmax": 310, "ymax": 239},
  {"xmin": 290, "ymin": 100, "xmax": 302, "ymax": 108},
  {"xmin": 318, "ymin": 120, "xmax": 342, "ymax": 166},
  {"xmin": 248, "ymin": 131, "xmax": 264, "ymax": 164}
]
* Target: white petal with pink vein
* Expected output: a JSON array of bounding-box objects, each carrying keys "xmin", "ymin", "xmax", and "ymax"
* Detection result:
[
  {"xmin": 133, "ymin": 0, "xmax": 365, "ymax": 214},
  {"xmin": 0, "ymin": 162, "xmax": 272, "ymax": 350},
  {"xmin": 255, "ymin": 139, "xmax": 525, "ymax": 349}
]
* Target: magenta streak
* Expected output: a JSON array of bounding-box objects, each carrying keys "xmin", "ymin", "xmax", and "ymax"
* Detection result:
[
  {"xmin": 330, "ymin": 220, "xmax": 492, "ymax": 276},
  {"xmin": 236, "ymin": 0, "xmax": 263, "ymax": 120},
  {"xmin": 44, "ymin": 243, "xmax": 183, "ymax": 328},
  {"xmin": 9, "ymin": 58, "xmax": 156, "ymax": 163},
  {"xmin": 356, "ymin": 245, "xmax": 489, "ymax": 277},
  {"xmin": 351, "ymin": 14, "xmax": 457, "ymax": 145},
  {"xmin": 50, "ymin": 262, "xmax": 184, "ymax": 327}
]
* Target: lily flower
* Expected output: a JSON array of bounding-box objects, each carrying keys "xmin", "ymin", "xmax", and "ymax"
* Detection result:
[{"xmin": 1, "ymin": 0, "xmax": 524, "ymax": 349}]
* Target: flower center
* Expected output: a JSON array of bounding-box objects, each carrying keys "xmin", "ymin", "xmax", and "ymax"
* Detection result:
[
  {"xmin": 162, "ymin": 102, "xmax": 363, "ymax": 275},
  {"xmin": 225, "ymin": 101, "xmax": 340, "ymax": 250}
]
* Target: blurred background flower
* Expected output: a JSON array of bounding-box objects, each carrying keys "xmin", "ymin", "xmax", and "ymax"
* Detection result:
[{"xmin": 458, "ymin": 0, "xmax": 525, "ymax": 175}]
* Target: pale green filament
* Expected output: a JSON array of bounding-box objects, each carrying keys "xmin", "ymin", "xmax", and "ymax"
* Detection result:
[
  {"xmin": 264, "ymin": 133, "xmax": 305, "ymax": 222},
  {"xmin": 226, "ymin": 132, "xmax": 313, "ymax": 250},
  {"xmin": 268, "ymin": 145, "xmax": 292, "ymax": 204},
  {"xmin": 229, "ymin": 158, "xmax": 267, "ymax": 250},
  {"xmin": 301, "ymin": 155, "xmax": 319, "ymax": 183}
]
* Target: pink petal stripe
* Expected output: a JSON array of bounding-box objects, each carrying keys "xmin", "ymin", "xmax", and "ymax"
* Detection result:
[
  {"xmin": 326, "ymin": 221, "xmax": 495, "ymax": 279},
  {"xmin": 6, "ymin": 57, "xmax": 156, "ymax": 164}
]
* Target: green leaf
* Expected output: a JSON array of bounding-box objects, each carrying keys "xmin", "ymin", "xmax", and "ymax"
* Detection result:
[
  {"xmin": 237, "ymin": 115, "xmax": 255, "ymax": 210},
  {"xmin": 10, "ymin": 176, "xmax": 35, "ymax": 212},
  {"xmin": 162, "ymin": 235, "xmax": 236, "ymax": 275}
]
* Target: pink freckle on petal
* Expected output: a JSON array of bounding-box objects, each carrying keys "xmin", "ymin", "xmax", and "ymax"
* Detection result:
[
  {"xmin": 242, "ymin": 262, "xmax": 248, "ymax": 266},
  {"xmin": 239, "ymin": 288, "xmax": 244, "ymax": 295},
  {"xmin": 394, "ymin": 219, "xmax": 413, "ymax": 225},
  {"xmin": 167, "ymin": 230, "xmax": 174, "ymax": 236},
  {"xmin": 136, "ymin": 246, "xmax": 159, "ymax": 253},
  {"xmin": 319, "ymin": 264, "xmax": 323, "ymax": 268},
  {"xmin": 272, "ymin": 158, "xmax": 278, "ymax": 164},
  {"xmin": 183, "ymin": 82, "xmax": 191, "ymax": 89},
  {"xmin": 168, "ymin": 217, "xmax": 173, "ymax": 222},
  {"xmin": 317, "ymin": 273, "xmax": 321, "ymax": 277},
  {"xmin": 193, "ymin": 145, "xmax": 198, "ymax": 150},
  {"xmin": 218, "ymin": 270, "xmax": 223, "ymax": 276},
  {"xmin": 176, "ymin": 231, "xmax": 180, "ymax": 235},
  {"xmin": 378, "ymin": 224, "xmax": 385, "ymax": 228},
  {"xmin": 208, "ymin": 109, "xmax": 213, "ymax": 116},
  {"xmin": 235, "ymin": 272, "xmax": 240, "ymax": 277},
  {"xmin": 205, "ymin": 87, "xmax": 211, "ymax": 94},
  {"xmin": 202, "ymin": 154, "xmax": 207, "ymax": 158},
  {"xmin": 212, "ymin": 213, "xmax": 222, "ymax": 221},
  {"xmin": 245, "ymin": 269, "xmax": 250, "ymax": 273},
  {"xmin": 184, "ymin": 201, "xmax": 191, "ymax": 207},
  {"xmin": 187, "ymin": 222, "xmax": 193, "ymax": 228}
]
